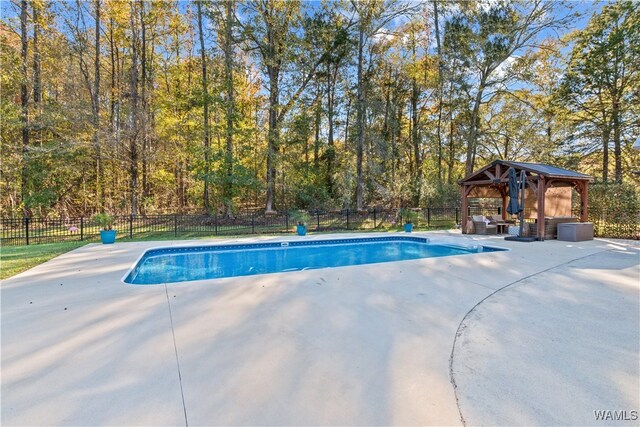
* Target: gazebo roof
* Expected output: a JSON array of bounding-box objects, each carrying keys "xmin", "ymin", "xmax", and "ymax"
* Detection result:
[{"xmin": 459, "ymin": 160, "xmax": 593, "ymax": 184}]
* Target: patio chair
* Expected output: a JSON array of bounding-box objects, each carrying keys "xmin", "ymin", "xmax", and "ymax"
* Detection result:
[
  {"xmin": 487, "ymin": 215, "xmax": 516, "ymax": 234},
  {"xmin": 472, "ymin": 215, "xmax": 497, "ymax": 235}
]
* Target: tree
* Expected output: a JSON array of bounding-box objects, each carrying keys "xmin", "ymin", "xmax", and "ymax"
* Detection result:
[
  {"xmin": 2, "ymin": 0, "xmax": 636, "ymax": 218},
  {"xmin": 129, "ymin": 0, "xmax": 140, "ymax": 216},
  {"xmin": 350, "ymin": 0, "xmax": 416, "ymax": 210},
  {"xmin": 196, "ymin": 0, "xmax": 211, "ymax": 211},
  {"xmin": 444, "ymin": 0, "xmax": 575, "ymax": 176},
  {"xmin": 20, "ymin": 0, "xmax": 29, "ymax": 214},
  {"xmin": 222, "ymin": 0, "xmax": 235, "ymax": 217},
  {"xmin": 239, "ymin": 0, "xmax": 328, "ymax": 213},
  {"xmin": 94, "ymin": 0, "xmax": 102, "ymax": 209},
  {"xmin": 561, "ymin": 0, "xmax": 640, "ymax": 183},
  {"xmin": 433, "ymin": 0, "xmax": 444, "ymax": 182}
]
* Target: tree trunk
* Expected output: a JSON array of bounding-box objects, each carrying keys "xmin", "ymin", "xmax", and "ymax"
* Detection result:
[
  {"xmin": 395, "ymin": 88, "xmax": 402, "ymax": 184},
  {"xmin": 32, "ymin": 4, "xmax": 41, "ymax": 105},
  {"xmin": 448, "ymin": 128, "xmax": 457, "ymax": 187},
  {"xmin": 107, "ymin": 17, "xmax": 118, "ymax": 210},
  {"xmin": 612, "ymin": 100, "xmax": 622, "ymax": 183},
  {"xmin": 355, "ymin": 24, "xmax": 365, "ymax": 210},
  {"xmin": 20, "ymin": 0, "xmax": 29, "ymax": 214},
  {"xmin": 109, "ymin": 17, "xmax": 116, "ymax": 133},
  {"xmin": 32, "ymin": 1, "xmax": 41, "ymax": 148},
  {"xmin": 390, "ymin": 91, "xmax": 396, "ymax": 185},
  {"xmin": 433, "ymin": 0, "xmax": 444, "ymax": 183},
  {"xmin": 94, "ymin": 0, "xmax": 103, "ymax": 210},
  {"xmin": 465, "ymin": 84, "xmax": 484, "ymax": 176},
  {"xmin": 601, "ymin": 115, "xmax": 610, "ymax": 183},
  {"xmin": 314, "ymin": 89, "xmax": 321, "ymax": 169},
  {"xmin": 222, "ymin": 0, "xmax": 235, "ymax": 217},
  {"xmin": 140, "ymin": 2, "xmax": 148, "ymax": 212},
  {"xmin": 410, "ymin": 48, "xmax": 421, "ymax": 206},
  {"xmin": 265, "ymin": 67, "xmax": 280, "ymax": 213},
  {"xmin": 446, "ymin": 79, "xmax": 455, "ymax": 184},
  {"xmin": 129, "ymin": 1, "xmax": 139, "ymax": 217},
  {"xmin": 196, "ymin": 0, "xmax": 211, "ymax": 212},
  {"xmin": 326, "ymin": 61, "xmax": 336, "ymax": 196},
  {"xmin": 503, "ymin": 134, "xmax": 510, "ymax": 159}
]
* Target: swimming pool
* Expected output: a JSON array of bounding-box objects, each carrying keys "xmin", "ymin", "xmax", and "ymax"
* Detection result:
[{"xmin": 123, "ymin": 236, "xmax": 505, "ymax": 285}]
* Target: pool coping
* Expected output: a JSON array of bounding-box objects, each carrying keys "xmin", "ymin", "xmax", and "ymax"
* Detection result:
[{"xmin": 120, "ymin": 234, "xmax": 510, "ymax": 286}]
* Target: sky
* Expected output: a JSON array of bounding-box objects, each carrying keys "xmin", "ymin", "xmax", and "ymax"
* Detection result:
[{"xmin": 1, "ymin": 0, "xmax": 607, "ymax": 32}]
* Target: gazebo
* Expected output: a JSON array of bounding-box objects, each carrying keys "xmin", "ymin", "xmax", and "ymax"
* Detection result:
[{"xmin": 458, "ymin": 160, "xmax": 593, "ymax": 239}]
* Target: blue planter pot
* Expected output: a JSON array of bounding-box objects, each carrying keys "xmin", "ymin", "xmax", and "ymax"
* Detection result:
[
  {"xmin": 296, "ymin": 225, "xmax": 307, "ymax": 236},
  {"xmin": 404, "ymin": 223, "xmax": 413, "ymax": 233},
  {"xmin": 100, "ymin": 230, "xmax": 117, "ymax": 244}
]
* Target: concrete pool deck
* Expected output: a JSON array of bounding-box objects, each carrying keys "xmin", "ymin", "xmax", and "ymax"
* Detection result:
[{"xmin": 1, "ymin": 232, "xmax": 638, "ymax": 426}]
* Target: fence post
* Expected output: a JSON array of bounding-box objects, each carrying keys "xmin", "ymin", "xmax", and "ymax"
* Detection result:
[
  {"xmin": 427, "ymin": 208, "xmax": 431, "ymax": 227},
  {"xmin": 80, "ymin": 217, "xmax": 84, "ymax": 241},
  {"xmin": 455, "ymin": 207, "xmax": 459, "ymax": 225},
  {"xmin": 129, "ymin": 215, "xmax": 133, "ymax": 239},
  {"xmin": 316, "ymin": 210, "xmax": 320, "ymax": 232},
  {"xmin": 25, "ymin": 217, "xmax": 30, "ymax": 245},
  {"xmin": 373, "ymin": 209, "xmax": 376, "ymax": 229},
  {"xmin": 174, "ymin": 214, "xmax": 177, "ymax": 238},
  {"xmin": 251, "ymin": 212, "xmax": 255, "ymax": 234},
  {"xmin": 346, "ymin": 209, "xmax": 350, "ymax": 230},
  {"xmin": 285, "ymin": 211, "xmax": 289, "ymax": 230},
  {"xmin": 214, "ymin": 213, "xmax": 218, "ymax": 235}
]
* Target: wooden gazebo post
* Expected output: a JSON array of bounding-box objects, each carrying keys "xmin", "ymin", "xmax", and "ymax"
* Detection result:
[
  {"xmin": 500, "ymin": 187, "xmax": 508, "ymax": 220},
  {"xmin": 580, "ymin": 181, "xmax": 589, "ymax": 222},
  {"xmin": 460, "ymin": 184, "xmax": 468, "ymax": 233},
  {"xmin": 536, "ymin": 176, "xmax": 546, "ymax": 240}
]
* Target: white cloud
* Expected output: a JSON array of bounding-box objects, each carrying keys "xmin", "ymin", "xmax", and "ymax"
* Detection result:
[
  {"xmin": 371, "ymin": 27, "xmax": 395, "ymax": 44},
  {"xmin": 494, "ymin": 55, "xmax": 518, "ymax": 78},
  {"xmin": 477, "ymin": 0, "xmax": 502, "ymax": 13}
]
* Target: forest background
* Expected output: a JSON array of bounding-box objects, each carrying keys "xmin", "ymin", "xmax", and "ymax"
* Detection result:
[{"xmin": 1, "ymin": 0, "xmax": 638, "ymax": 219}]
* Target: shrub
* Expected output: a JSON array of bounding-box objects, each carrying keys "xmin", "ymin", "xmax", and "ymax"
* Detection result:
[
  {"xmin": 583, "ymin": 182, "xmax": 640, "ymax": 239},
  {"xmin": 289, "ymin": 210, "xmax": 310, "ymax": 226},
  {"xmin": 92, "ymin": 213, "xmax": 115, "ymax": 230},
  {"xmin": 399, "ymin": 208, "xmax": 419, "ymax": 225}
]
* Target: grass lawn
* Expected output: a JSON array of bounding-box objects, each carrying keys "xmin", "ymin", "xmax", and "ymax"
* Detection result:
[{"xmin": 0, "ymin": 241, "xmax": 88, "ymax": 280}]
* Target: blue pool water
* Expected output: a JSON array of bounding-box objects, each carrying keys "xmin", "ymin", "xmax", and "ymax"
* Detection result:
[{"xmin": 124, "ymin": 236, "xmax": 505, "ymax": 285}]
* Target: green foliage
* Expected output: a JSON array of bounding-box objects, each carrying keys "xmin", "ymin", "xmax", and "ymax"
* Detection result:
[
  {"xmin": 422, "ymin": 183, "xmax": 461, "ymax": 207},
  {"xmin": 1, "ymin": 0, "xmax": 638, "ymax": 220},
  {"xmin": 293, "ymin": 179, "xmax": 331, "ymax": 211},
  {"xmin": 399, "ymin": 208, "xmax": 419, "ymax": 225},
  {"xmin": 91, "ymin": 213, "xmax": 115, "ymax": 230},
  {"xmin": 560, "ymin": 0, "xmax": 640, "ymax": 182},
  {"xmin": 586, "ymin": 182, "xmax": 640, "ymax": 224},
  {"xmin": 580, "ymin": 182, "xmax": 640, "ymax": 239},
  {"xmin": 288, "ymin": 209, "xmax": 309, "ymax": 226}
]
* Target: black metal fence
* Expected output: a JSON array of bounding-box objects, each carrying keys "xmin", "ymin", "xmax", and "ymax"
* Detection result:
[
  {"xmin": 5, "ymin": 205, "xmax": 634, "ymax": 246},
  {"xmin": 0, "ymin": 207, "xmax": 500, "ymax": 246}
]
